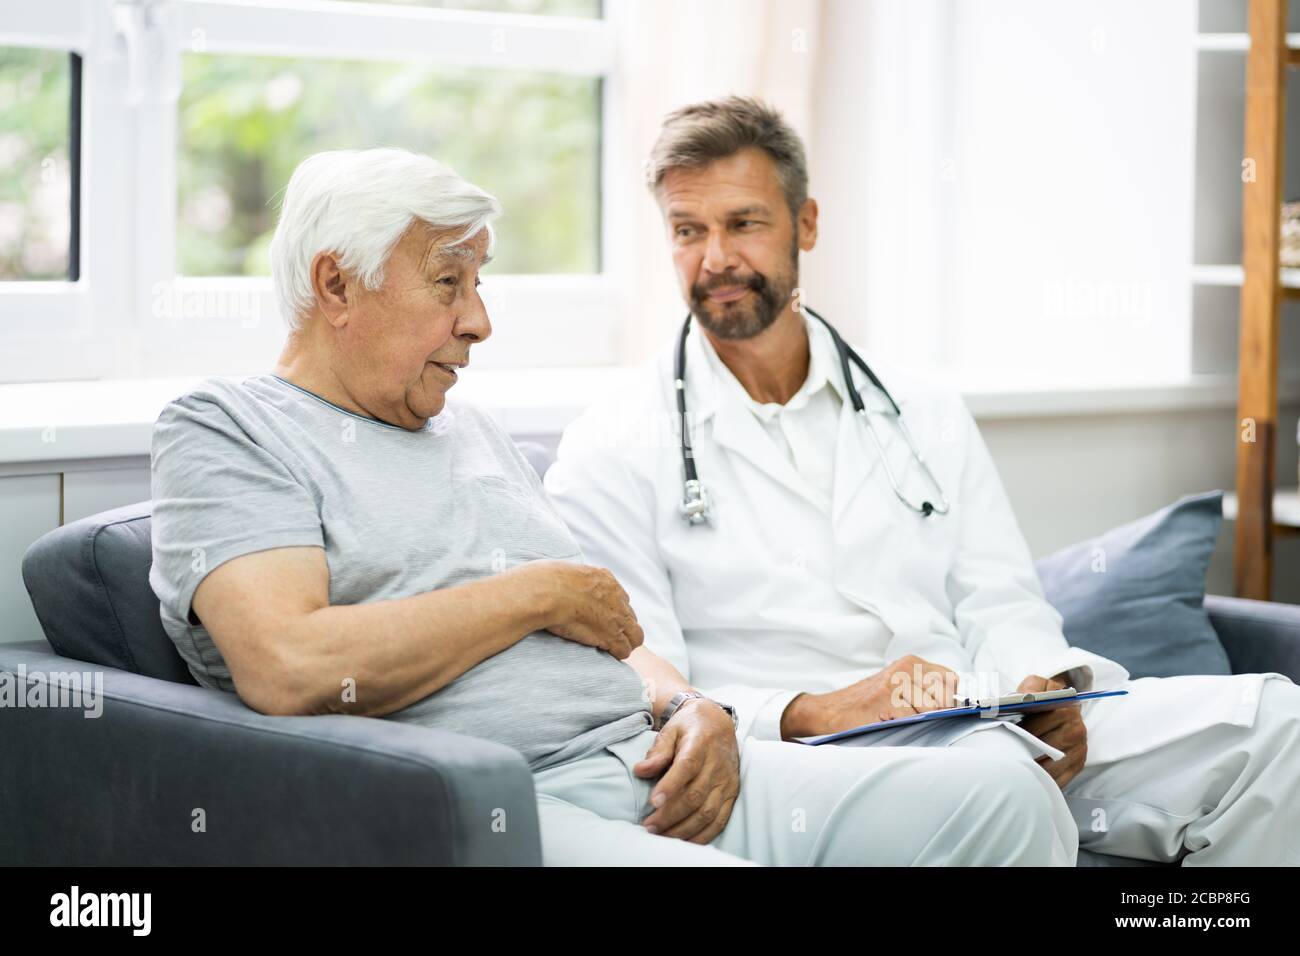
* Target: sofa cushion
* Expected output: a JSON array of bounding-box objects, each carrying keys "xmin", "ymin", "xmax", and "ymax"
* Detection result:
[
  {"xmin": 1034, "ymin": 491, "xmax": 1231, "ymax": 679},
  {"xmin": 516, "ymin": 440, "xmax": 556, "ymax": 481},
  {"xmin": 21, "ymin": 500, "xmax": 195, "ymax": 684}
]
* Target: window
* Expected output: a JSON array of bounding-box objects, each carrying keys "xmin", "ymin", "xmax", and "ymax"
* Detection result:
[
  {"xmin": 0, "ymin": 0, "xmax": 617, "ymax": 382},
  {"xmin": 0, "ymin": 47, "xmax": 78, "ymax": 282},
  {"xmin": 350, "ymin": 0, "xmax": 601, "ymax": 15},
  {"xmin": 177, "ymin": 54, "xmax": 600, "ymax": 277}
]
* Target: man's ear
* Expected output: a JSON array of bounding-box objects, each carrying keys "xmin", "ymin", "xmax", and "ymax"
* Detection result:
[
  {"xmin": 310, "ymin": 251, "xmax": 350, "ymax": 327},
  {"xmin": 797, "ymin": 197, "xmax": 819, "ymax": 253}
]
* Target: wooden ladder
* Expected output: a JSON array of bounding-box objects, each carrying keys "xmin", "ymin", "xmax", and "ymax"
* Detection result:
[{"xmin": 1236, "ymin": 0, "xmax": 1292, "ymax": 599}]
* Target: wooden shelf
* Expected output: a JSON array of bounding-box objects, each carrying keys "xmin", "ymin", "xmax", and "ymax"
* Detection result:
[
  {"xmin": 1224, "ymin": 487, "xmax": 1300, "ymax": 535},
  {"xmin": 1225, "ymin": 487, "xmax": 1300, "ymax": 524},
  {"xmin": 1195, "ymin": 32, "xmax": 1300, "ymax": 51},
  {"xmin": 1192, "ymin": 263, "xmax": 1300, "ymax": 287}
]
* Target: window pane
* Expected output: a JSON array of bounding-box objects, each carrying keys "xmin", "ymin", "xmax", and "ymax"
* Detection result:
[
  {"xmin": 349, "ymin": 0, "xmax": 601, "ymax": 17},
  {"xmin": 177, "ymin": 54, "xmax": 600, "ymax": 277},
  {"xmin": 0, "ymin": 47, "xmax": 72, "ymax": 281}
]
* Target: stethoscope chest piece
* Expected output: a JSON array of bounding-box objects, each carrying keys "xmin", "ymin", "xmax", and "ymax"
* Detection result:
[{"xmin": 680, "ymin": 477, "xmax": 711, "ymax": 526}]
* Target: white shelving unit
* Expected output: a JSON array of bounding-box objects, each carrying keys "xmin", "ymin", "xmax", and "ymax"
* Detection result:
[
  {"xmin": 1224, "ymin": 487, "xmax": 1300, "ymax": 529},
  {"xmin": 1191, "ymin": 15, "xmax": 1300, "ymax": 300},
  {"xmin": 1191, "ymin": 263, "xmax": 1300, "ymax": 286},
  {"xmin": 1190, "ymin": 2, "xmax": 1300, "ymax": 597},
  {"xmin": 1194, "ymin": 31, "xmax": 1300, "ymax": 50}
]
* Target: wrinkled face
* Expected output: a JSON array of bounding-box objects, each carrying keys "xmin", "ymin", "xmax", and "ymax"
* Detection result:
[
  {"xmin": 332, "ymin": 223, "xmax": 492, "ymax": 429},
  {"xmin": 659, "ymin": 147, "xmax": 813, "ymax": 340}
]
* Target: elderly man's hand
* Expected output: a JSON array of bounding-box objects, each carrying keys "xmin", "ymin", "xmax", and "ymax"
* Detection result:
[
  {"xmin": 1016, "ymin": 674, "xmax": 1088, "ymax": 790},
  {"xmin": 633, "ymin": 699, "xmax": 740, "ymax": 844},
  {"xmin": 518, "ymin": 560, "xmax": 644, "ymax": 660}
]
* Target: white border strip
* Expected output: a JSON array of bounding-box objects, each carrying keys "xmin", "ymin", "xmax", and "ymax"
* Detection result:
[
  {"xmin": 0, "ymin": 0, "xmax": 89, "ymax": 51},
  {"xmin": 173, "ymin": 0, "xmax": 614, "ymax": 73}
]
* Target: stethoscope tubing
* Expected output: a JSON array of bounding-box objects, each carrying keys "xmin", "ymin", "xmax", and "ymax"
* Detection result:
[{"xmin": 674, "ymin": 305, "xmax": 951, "ymax": 523}]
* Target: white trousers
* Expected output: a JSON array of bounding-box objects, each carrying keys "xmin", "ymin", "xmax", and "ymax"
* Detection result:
[
  {"xmin": 1061, "ymin": 674, "xmax": 1300, "ymax": 865},
  {"xmin": 532, "ymin": 722, "xmax": 1078, "ymax": 866},
  {"xmin": 533, "ymin": 673, "xmax": 1300, "ymax": 866}
]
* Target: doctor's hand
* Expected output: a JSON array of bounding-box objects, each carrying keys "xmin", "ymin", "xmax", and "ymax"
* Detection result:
[
  {"xmin": 780, "ymin": 655, "xmax": 961, "ymax": 739},
  {"xmin": 514, "ymin": 560, "xmax": 644, "ymax": 660},
  {"xmin": 1015, "ymin": 674, "xmax": 1088, "ymax": 791},
  {"xmin": 633, "ymin": 699, "xmax": 740, "ymax": 845}
]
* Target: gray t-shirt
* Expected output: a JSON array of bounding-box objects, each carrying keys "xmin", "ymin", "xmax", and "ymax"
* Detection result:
[{"xmin": 148, "ymin": 372, "xmax": 652, "ymax": 771}]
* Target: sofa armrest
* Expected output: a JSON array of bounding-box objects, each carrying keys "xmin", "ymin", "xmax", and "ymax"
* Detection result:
[
  {"xmin": 1205, "ymin": 595, "xmax": 1300, "ymax": 684},
  {"xmin": 0, "ymin": 643, "xmax": 541, "ymax": 865}
]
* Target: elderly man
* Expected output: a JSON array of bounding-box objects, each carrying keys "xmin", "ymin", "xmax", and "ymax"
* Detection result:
[
  {"xmin": 544, "ymin": 97, "xmax": 1300, "ymax": 866},
  {"xmin": 147, "ymin": 147, "xmax": 1076, "ymax": 867}
]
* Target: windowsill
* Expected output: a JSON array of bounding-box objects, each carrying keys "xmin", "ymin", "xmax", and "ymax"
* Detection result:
[
  {"xmin": 958, "ymin": 371, "xmax": 1300, "ymax": 419},
  {"xmin": 0, "ymin": 368, "xmax": 1294, "ymax": 467}
]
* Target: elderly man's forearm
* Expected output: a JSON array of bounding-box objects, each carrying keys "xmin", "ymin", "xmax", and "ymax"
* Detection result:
[
  {"xmin": 266, "ymin": 567, "xmax": 553, "ymax": 717},
  {"xmin": 626, "ymin": 646, "xmax": 694, "ymax": 723}
]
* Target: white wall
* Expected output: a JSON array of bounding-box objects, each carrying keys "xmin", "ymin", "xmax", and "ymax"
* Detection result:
[{"xmin": 984, "ymin": 402, "xmax": 1300, "ymax": 602}]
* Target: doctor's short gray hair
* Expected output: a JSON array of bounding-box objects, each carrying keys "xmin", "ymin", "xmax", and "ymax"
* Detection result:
[
  {"xmin": 269, "ymin": 147, "xmax": 502, "ymax": 330},
  {"xmin": 645, "ymin": 95, "xmax": 809, "ymax": 221}
]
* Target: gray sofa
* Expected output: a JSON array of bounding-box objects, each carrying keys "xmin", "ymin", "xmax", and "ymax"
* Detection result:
[{"xmin": 3, "ymin": 499, "xmax": 1299, "ymax": 866}]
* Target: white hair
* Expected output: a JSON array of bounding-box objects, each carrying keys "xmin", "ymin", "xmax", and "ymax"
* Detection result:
[{"xmin": 269, "ymin": 148, "xmax": 502, "ymax": 329}]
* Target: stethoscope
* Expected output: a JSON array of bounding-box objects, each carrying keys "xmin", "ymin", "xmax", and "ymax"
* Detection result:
[{"xmin": 674, "ymin": 304, "xmax": 951, "ymax": 526}]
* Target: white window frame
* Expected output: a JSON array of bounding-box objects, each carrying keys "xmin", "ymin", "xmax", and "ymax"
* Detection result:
[
  {"xmin": 0, "ymin": 0, "xmax": 111, "ymax": 382},
  {"xmin": 0, "ymin": 0, "xmax": 622, "ymax": 382}
]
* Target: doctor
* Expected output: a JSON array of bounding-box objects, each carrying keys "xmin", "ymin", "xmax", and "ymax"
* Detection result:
[{"xmin": 546, "ymin": 96, "xmax": 1300, "ymax": 865}]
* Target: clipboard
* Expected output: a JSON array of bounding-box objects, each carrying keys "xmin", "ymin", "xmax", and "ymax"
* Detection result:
[{"xmin": 794, "ymin": 689, "xmax": 1128, "ymax": 746}]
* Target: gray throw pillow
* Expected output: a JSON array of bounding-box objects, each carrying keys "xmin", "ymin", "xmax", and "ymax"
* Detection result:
[{"xmin": 1034, "ymin": 491, "xmax": 1231, "ymax": 679}]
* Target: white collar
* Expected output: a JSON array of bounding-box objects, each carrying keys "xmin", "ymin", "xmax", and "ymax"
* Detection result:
[{"xmin": 696, "ymin": 311, "xmax": 844, "ymax": 423}]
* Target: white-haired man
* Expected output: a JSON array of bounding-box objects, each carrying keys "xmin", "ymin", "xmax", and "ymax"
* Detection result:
[{"xmin": 149, "ymin": 147, "xmax": 1076, "ymax": 866}]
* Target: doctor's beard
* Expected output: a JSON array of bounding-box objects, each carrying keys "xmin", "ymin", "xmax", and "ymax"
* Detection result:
[{"xmin": 688, "ymin": 237, "xmax": 800, "ymax": 341}]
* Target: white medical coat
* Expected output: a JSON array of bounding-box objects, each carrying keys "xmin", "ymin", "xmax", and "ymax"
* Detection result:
[{"xmin": 544, "ymin": 314, "xmax": 1273, "ymax": 766}]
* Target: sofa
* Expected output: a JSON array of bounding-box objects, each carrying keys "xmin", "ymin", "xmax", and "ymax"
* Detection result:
[{"xmin": 3, "ymin": 493, "xmax": 1298, "ymax": 866}]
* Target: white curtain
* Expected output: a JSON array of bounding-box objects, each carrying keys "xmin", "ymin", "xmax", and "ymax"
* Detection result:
[
  {"xmin": 604, "ymin": 0, "xmax": 824, "ymax": 363},
  {"xmin": 800, "ymin": 0, "xmax": 1196, "ymax": 384}
]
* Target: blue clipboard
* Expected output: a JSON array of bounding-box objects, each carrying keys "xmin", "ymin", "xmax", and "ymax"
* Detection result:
[{"xmin": 795, "ymin": 689, "xmax": 1129, "ymax": 746}]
